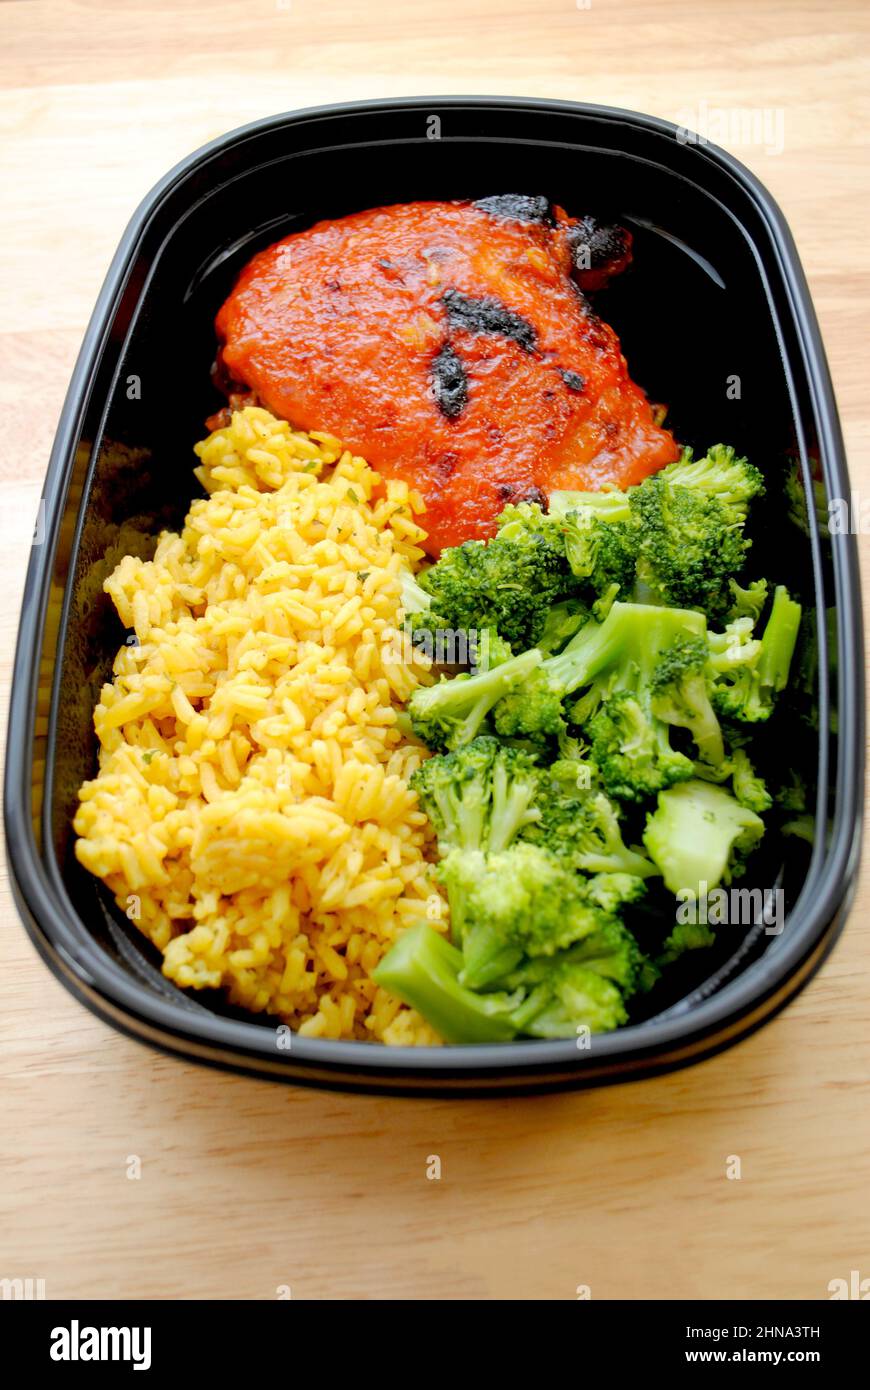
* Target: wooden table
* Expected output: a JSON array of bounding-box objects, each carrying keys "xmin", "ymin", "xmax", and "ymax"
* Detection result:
[{"xmin": 2, "ymin": 0, "xmax": 868, "ymax": 1301}]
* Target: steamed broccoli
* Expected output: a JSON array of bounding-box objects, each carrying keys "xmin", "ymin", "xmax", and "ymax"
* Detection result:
[
  {"xmin": 504, "ymin": 925, "xmax": 647, "ymax": 1037},
  {"xmin": 643, "ymin": 779, "xmax": 765, "ymax": 895},
  {"xmin": 587, "ymin": 692, "xmax": 695, "ymax": 802},
  {"xmin": 553, "ymin": 444, "xmax": 764, "ymax": 622},
  {"xmin": 410, "ymin": 737, "xmax": 542, "ymax": 856},
  {"xmin": 495, "ymin": 599, "xmax": 707, "ymax": 753},
  {"xmin": 408, "ymin": 643, "xmax": 542, "ymax": 751},
  {"xmin": 706, "ymin": 615, "xmax": 762, "ymax": 675},
  {"xmin": 649, "ymin": 635, "xmax": 725, "ymax": 769},
  {"xmin": 628, "ymin": 474, "xmax": 751, "ymax": 621},
  {"xmin": 373, "ymin": 921, "xmax": 639, "ymax": 1042},
  {"xmin": 727, "ymin": 576, "xmax": 769, "ymax": 624},
  {"xmin": 536, "ymin": 597, "xmax": 590, "ymax": 654},
  {"xmin": 730, "ymin": 747, "xmax": 773, "ymax": 813},
  {"xmin": 438, "ymin": 841, "xmax": 630, "ymax": 989},
  {"xmin": 710, "ymin": 585, "xmax": 802, "ymax": 721},
  {"xmin": 693, "ymin": 741, "xmax": 772, "ymax": 814},
  {"xmin": 387, "ymin": 440, "xmax": 797, "ymax": 1048},
  {"xmin": 520, "ymin": 762, "xmax": 659, "ymax": 879},
  {"xmin": 373, "ymin": 924, "xmax": 523, "ymax": 1043},
  {"xmin": 493, "ymin": 668, "xmax": 569, "ymax": 742},
  {"xmin": 658, "ymin": 443, "xmax": 764, "ymax": 516},
  {"xmin": 658, "ymin": 919, "xmax": 716, "ymax": 965},
  {"xmin": 417, "ymin": 520, "xmax": 572, "ymax": 650},
  {"xmin": 561, "ymin": 509, "xmax": 637, "ymax": 602}
]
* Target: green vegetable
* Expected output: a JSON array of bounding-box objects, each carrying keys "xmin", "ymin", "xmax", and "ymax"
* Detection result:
[
  {"xmin": 643, "ymin": 780, "xmax": 765, "ymax": 895},
  {"xmin": 438, "ymin": 841, "xmax": 631, "ymax": 988},
  {"xmin": 535, "ymin": 597, "xmax": 590, "ymax": 654},
  {"xmin": 709, "ymin": 585, "xmax": 802, "ymax": 722},
  {"xmin": 521, "ymin": 762, "xmax": 658, "ymax": 879},
  {"xmin": 417, "ymin": 520, "xmax": 572, "ymax": 650},
  {"xmin": 495, "ymin": 598, "xmax": 707, "ymax": 754},
  {"xmin": 658, "ymin": 443, "xmax": 764, "ymax": 515},
  {"xmin": 374, "ymin": 921, "xmax": 641, "ymax": 1042},
  {"xmin": 553, "ymin": 443, "xmax": 765, "ymax": 622},
  {"xmin": 658, "ymin": 920, "xmax": 716, "ymax": 965},
  {"xmin": 649, "ymin": 635, "xmax": 725, "ymax": 769},
  {"xmin": 387, "ymin": 443, "xmax": 799, "ymax": 1046},
  {"xmin": 410, "ymin": 736, "xmax": 542, "ymax": 856},
  {"xmin": 628, "ymin": 474, "xmax": 750, "ymax": 622},
  {"xmin": 408, "ymin": 643, "xmax": 541, "ymax": 751},
  {"xmin": 373, "ymin": 924, "xmax": 522, "ymax": 1043}
]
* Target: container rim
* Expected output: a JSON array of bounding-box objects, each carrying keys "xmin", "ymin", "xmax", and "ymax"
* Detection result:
[{"xmin": 4, "ymin": 96, "xmax": 863, "ymax": 1089}]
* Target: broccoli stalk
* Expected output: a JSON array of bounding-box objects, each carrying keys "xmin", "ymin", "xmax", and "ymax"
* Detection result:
[
  {"xmin": 494, "ymin": 598, "xmax": 707, "ymax": 751},
  {"xmin": 373, "ymin": 924, "xmax": 522, "ymax": 1043},
  {"xmin": 643, "ymin": 779, "xmax": 765, "ymax": 895},
  {"xmin": 374, "ymin": 921, "xmax": 641, "ymax": 1042},
  {"xmin": 408, "ymin": 645, "xmax": 542, "ymax": 751}
]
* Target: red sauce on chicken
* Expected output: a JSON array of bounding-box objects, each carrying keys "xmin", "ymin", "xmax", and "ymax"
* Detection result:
[{"xmin": 214, "ymin": 198, "xmax": 679, "ymax": 553}]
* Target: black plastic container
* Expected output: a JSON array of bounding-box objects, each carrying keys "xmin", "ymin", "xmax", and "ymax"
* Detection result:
[{"xmin": 4, "ymin": 98, "xmax": 863, "ymax": 1094}]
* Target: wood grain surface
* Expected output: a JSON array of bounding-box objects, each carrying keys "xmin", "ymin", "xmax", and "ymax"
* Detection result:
[{"xmin": 1, "ymin": 0, "xmax": 868, "ymax": 1301}]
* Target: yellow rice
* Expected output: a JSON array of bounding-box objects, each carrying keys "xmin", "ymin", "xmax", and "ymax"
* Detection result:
[{"xmin": 74, "ymin": 406, "xmax": 446, "ymax": 1045}]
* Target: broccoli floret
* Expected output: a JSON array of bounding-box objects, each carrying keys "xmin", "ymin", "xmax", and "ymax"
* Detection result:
[
  {"xmin": 776, "ymin": 768, "xmax": 808, "ymax": 814},
  {"xmin": 588, "ymin": 691, "xmax": 696, "ymax": 802},
  {"xmin": 514, "ymin": 965, "xmax": 629, "ymax": 1038},
  {"xmin": 549, "ymin": 489, "xmax": 632, "ymax": 523},
  {"xmin": 659, "ymin": 443, "xmax": 764, "ymax": 516},
  {"xmin": 727, "ymin": 577, "xmax": 769, "ymax": 624},
  {"xmin": 643, "ymin": 779, "xmax": 765, "ymax": 895},
  {"xmin": 551, "ymin": 445, "xmax": 764, "ymax": 624},
  {"xmin": 629, "ymin": 475, "xmax": 750, "ymax": 622},
  {"xmin": 493, "ymin": 667, "xmax": 569, "ymax": 743},
  {"xmin": 499, "ymin": 915, "xmax": 651, "ymax": 1034},
  {"xmin": 710, "ymin": 585, "xmax": 802, "ymax": 721},
  {"xmin": 551, "ymin": 449, "xmax": 761, "ymax": 622},
  {"xmin": 521, "ymin": 763, "xmax": 659, "ymax": 879},
  {"xmin": 410, "ymin": 737, "xmax": 542, "ymax": 856},
  {"xmin": 706, "ymin": 615, "xmax": 762, "ymax": 674},
  {"xmin": 408, "ymin": 644, "xmax": 542, "ymax": 751},
  {"xmin": 560, "ymin": 509, "xmax": 638, "ymax": 600},
  {"xmin": 782, "ymin": 814, "xmax": 815, "ymax": 844},
  {"xmin": 495, "ymin": 598, "xmax": 708, "ymax": 754},
  {"xmin": 690, "ymin": 738, "xmax": 772, "ymax": 814},
  {"xmin": 496, "ymin": 500, "xmax": 555, "ymax": 535},
  {"xmin": 373, "ymin": 921, "xmax": 638, "ymax": 1042},
  {"xmin": 584, "ymin": 871, "xmax": 650, "ymax": 912},
  {"xmin": 650, "ymin": 635, "xmax": 726, "ymax": 769},
  {"xmin": 658, "ymin": 919, "xmax": 716, "ymax": 965},
  {"xmin": 553, "ymin": 602, "xmax": 706, "ymax": 800},
  {"xmin": 775, "ymin": 770, "xmax": 814, "ymax": 843},
  {"xmin": 438, "ymin": 842, "xmax": 624, "ymax": 989},
  {"xmin": 418, "ymin": 518, "xmax": 571, "ymax": 650},
  {"xmin": 784, "ymin": 457, "xmax": 828, "ymax": 538},
  {"xmin": 536, "ymin": 597, "xmax": 590, "ymax": 654},
  {"xmin": 730, "ymin": 747, "xmax": 772, "ymax": 814}
]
